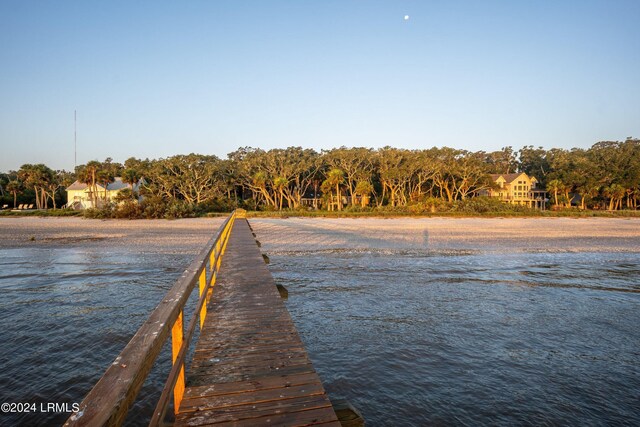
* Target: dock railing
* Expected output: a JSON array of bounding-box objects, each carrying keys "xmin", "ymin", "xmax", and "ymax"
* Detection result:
[{"xmin": 65, "ymin": 209, "xmax": 245, "ymax": 427}]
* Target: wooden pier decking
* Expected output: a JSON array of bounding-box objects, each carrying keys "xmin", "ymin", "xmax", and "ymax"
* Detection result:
[
  {"xmin": 65, "ymin": 212, "xmax": 340, "ymax": 427},
  {"xmin": 174, "ymin": 218, "xmax": 340, "ymax": 426}
]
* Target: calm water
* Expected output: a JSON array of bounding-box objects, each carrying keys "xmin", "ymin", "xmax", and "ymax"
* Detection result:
[
  {"xmin": 0, "ymin": 247, "xmax": 192, "ymax": 426},
  {"xmin": 1, "ymin": 240, "xmax": 639, "ymax": 425},
  {"xmin": 269, "ymin": 248, "xmax": 640, "ymax": 426}
]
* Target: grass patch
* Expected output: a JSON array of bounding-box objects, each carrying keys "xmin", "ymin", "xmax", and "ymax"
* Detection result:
[
  {"xmin": 0, "ymin": 209, "xmax": 81, "ymax": 217},
  {"xmin": 245, "ymin": 207, "xmax": 640, "ymax": 219},
  {"xmin": 2, "ymin": 205, "xmax": 638, "ymax": 220}
]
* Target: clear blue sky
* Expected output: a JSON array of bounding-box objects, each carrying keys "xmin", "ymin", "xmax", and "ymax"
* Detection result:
[{"xmin": 1, "ymin": 0, "xmax": 639, "ymax": 172}]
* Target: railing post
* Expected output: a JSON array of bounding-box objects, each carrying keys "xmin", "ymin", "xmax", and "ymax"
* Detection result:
[
  {"xmin": 198, "ymin": 269, "xmax": 207, "ymax": 329},
  {"xmin": 216, "ymin": 241, "xmax": 222, "ymax": 270},
  {"xmin": 221, "ymin": 218, "xmax": 233, "ymax": 256},
  {"xmin": 171, "ymin": 311, "xmax": 185, "ymax": 413},
  {"xmin": 209, "ymin": 248, "xmax": 216, "ymax": 273},
  {"xmin": 206, "ymin": 277, "xmax": 215, "ymax": 311}
]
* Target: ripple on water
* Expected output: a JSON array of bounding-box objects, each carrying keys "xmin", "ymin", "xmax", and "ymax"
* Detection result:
[
  {"xmin": 2, "ymin": 243, "xmax": 639, "ymax": 425},
  {"xmin": 0, "ymin": 247, "xmax": 192, "ymax": 426},
  {"xmin": 272, "ymin": 249, "xmax": 640, "ymax": 426}
]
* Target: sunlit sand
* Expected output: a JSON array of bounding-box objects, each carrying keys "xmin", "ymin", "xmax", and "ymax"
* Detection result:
[{"xmin": 1, "ymin": 217, "xmax": 638, "ymax": 254}]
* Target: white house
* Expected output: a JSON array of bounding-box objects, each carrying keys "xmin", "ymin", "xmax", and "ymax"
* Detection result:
[{"xmin": 65, "ymin": 177, "xmax": 145, "ymax": 209}]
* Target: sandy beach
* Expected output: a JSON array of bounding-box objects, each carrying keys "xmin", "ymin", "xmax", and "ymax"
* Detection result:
[
  {"xmin": 0, "ymin": 217, "xmax": 225, "ymax": 253},
  {"xmin": 252, "ymin": 217, "xmax": 640, "ymax": 254},
  {"xmin": 1, "ymin": 216, "xmax": 639, "ymax": 254}
]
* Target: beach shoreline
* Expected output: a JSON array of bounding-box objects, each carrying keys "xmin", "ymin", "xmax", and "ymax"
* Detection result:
[{"xmin": 1, "ymin": 216, "xmax": 638, "ymax": 253}]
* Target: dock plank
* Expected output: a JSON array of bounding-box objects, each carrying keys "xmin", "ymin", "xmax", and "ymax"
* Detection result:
[
  {"xmin": 177, "ymin": 395, "xmax": 333, "ymax": 426},
  {"xmin": 175, "ymin": 219, "xmax": 338, "ymax": 427}
]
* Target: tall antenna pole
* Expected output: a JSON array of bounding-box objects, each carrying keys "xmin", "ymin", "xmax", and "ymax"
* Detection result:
[{"xmin": 74, "ymin": 110, "xmax": 77, "ymax": 170}]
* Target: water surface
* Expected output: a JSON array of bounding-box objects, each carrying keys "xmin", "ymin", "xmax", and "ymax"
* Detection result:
[
  {"xmin": 1, "ymin": 218, "xmax": 639, "ymax": 426},
  {"xmin": 0, "ymin": 247, "xmax": 191, "ymax": 426},
  {"xmin": 267, "ymin": 248, "xmax": 640, "ymax": 425}
]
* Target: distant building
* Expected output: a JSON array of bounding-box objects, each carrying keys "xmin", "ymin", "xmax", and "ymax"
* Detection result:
[
  {"xmin": 65, "ymin": 177, "xmax": 145, "ymax": 210},
  {"xmin": 481, "ymin": 172, "xmax": 547, "ymax": 209}
]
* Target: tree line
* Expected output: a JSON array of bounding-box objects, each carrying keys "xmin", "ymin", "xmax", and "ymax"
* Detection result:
[{"xmin": 1, "ymin": 139, "xmax": 638, "ymax": 216}]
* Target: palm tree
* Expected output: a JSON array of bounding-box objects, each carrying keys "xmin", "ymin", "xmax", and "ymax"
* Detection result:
[
  {"xmin": 273, "ymin": 177, "xmax": 288, "ymax": 210},
  {"xmin": 604, "ymin": 184, "xmax": 626, "ymax": 210},
  {"xmin": 354, "ymin": 181, "xmax": 373, "ymax": 207},
  {"xmin": 320, "ymin": 180, "xmax": 333, "ymax": 211},
  {"xmin": 603, "ymin": 185, "xmax": 611, "ymax": 210},
  {"xmin": 6, "ymin": 180, "xmax": 21, "ymax": 208},
  {"xmin": 578, "ymin": 184, "xmax": 600, "ymax": 210},
  {"xmin": 325, "ymin": 169, "xmax": 344, "ymax": 210},
  {"xmin": 97, "ymin": 169, "xmax": 114, "ymax": 204},
  {"xmin": 77, "ymin": 161, "xmax": 102, "ymax": 207},
  {"xmin": 546, "ymin": 179, "xmax": 563, "ymax": 207},
  {"xmin": 122, "ymin": 168, "xmax": 140, "ymax": 199}
]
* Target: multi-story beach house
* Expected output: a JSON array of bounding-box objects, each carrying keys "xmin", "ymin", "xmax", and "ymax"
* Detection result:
[
  {"xmin": 65, "ymin": 177, "xmax": 144, "ymax": 209},
  {"xmin": 482, "ymin": 172, "xmax": 547, "ymax": 209}
]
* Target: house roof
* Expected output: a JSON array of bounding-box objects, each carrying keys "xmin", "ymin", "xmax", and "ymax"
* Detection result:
[
  {"xmin": 66, "ymin": 180, "xmax": 88, "ymax": 190},
  {"xmin": 490, "ymin": 173, "xmax": 523, "ymax": 183},
  {"xmin": 107, "ymin": 177, "xmax": 129, "ymax": 191},
  {"xmin": 489, "ymin": 172, "xmax": 537, "ymax": 184},
  {"xmin": 66, "ymin": 177, "xmax": 143, "ymax": 192}
]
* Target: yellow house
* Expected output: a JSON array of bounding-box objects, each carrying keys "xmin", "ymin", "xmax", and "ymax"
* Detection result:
[
  {"xmin": 483, "ymin": 172, "xmax": 547, "ymax": 209},
  {"xmin": 65, "ymin": 177, "xmax": 144, "ymax": 209}
]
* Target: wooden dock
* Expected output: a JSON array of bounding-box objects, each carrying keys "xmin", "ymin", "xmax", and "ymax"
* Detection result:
[
  {"xmin": 65, "ymin": 211, "xmax": 340, "ymax": 427},
  {"xmin": 175, "ymin": 218, "xmax": 339, "ymax": 426}
]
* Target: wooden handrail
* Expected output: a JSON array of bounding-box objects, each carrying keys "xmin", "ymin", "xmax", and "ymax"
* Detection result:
[
  {"xmin": 64, "ymin": 210, "xmax": 240, "ymax": 427},
  {"xmin": 149, "ymin": 211, "xmax": 236, "ymax": 426}
]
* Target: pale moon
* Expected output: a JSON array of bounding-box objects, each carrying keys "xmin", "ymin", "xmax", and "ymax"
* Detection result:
[{"xmin": 404, "ymin": 15, "xmax": 410, "ymax": 21}]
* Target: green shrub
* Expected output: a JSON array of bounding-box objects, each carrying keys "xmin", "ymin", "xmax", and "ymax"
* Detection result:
[
  {"xmin": 141, "ymin": 196, "xmax": 168, "ymax": 219},
  {"xmin": 343, "ymin": 205, "xmax": 373, "ymax": 213},
  {"xmin": 83, "ymin": 205, "xmax": 114, "ymax": 219},
  {"xmin": 449, "ymin": 197, "xmax": 537, "ymax": 214},
  {"xmin": 41, "ymin": 209, "xmax": 81, "ymax": 217},
  {"xmin": 114, "ymin": 200, "xmax": 143, "ymax": 219},
  {"xmin": 239, "ymin": 198, "xmax": 259, "ymax": 211},
  {"xmin": 194, "ymin": 198, "xmax": 236, "ymax": 215},
  {"xmin": 164, "ymin": 200, "xmax": 195, "ymax": 219},
  {"xmin": 0, "ymin": 208, "xmax": 81, "ymax": 217},
  {"xmin": 407, "ymin": 197, "xmax": 449, "ymax": 214}
]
